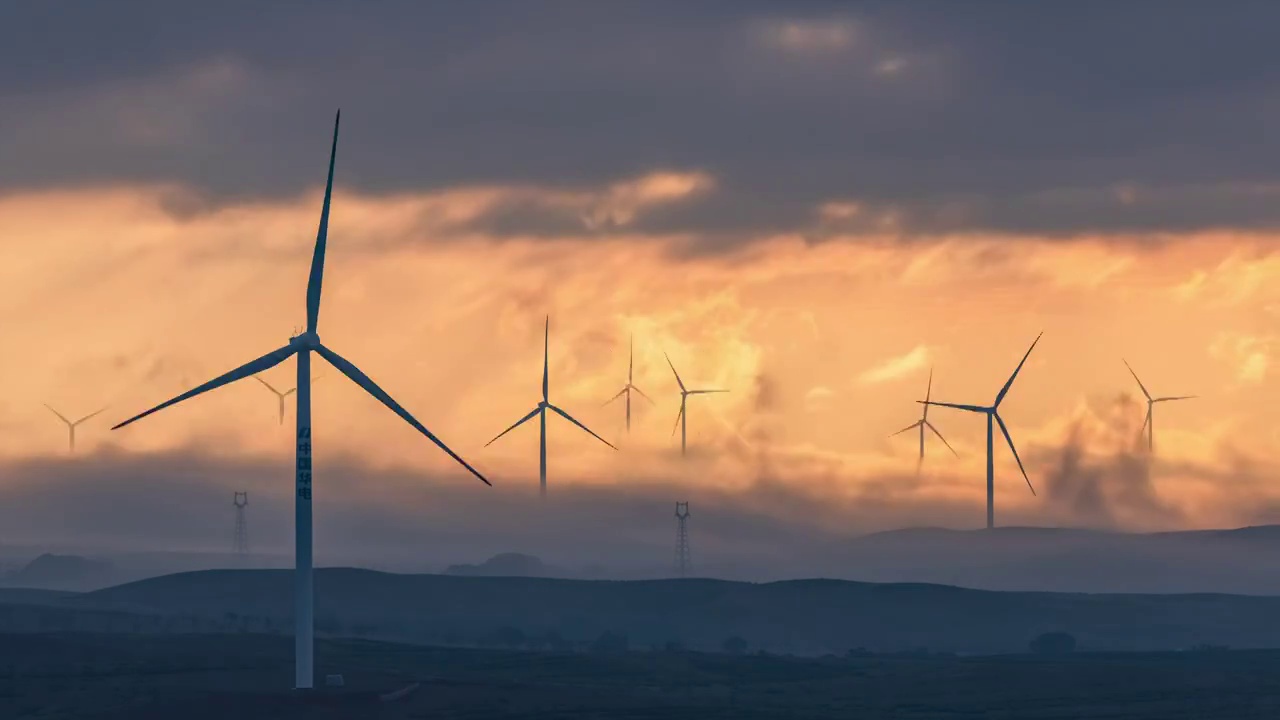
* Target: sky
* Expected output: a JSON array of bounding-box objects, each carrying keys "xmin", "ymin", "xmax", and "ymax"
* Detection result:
[{"xmin": 3, "ymin": 2, "xmax": 1280, "ymax": 570}]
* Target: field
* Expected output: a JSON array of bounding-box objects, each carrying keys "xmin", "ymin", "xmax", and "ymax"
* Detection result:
[{"xmin": 3, "ymin": 633, "xmax": 1280, "ymax": 719}]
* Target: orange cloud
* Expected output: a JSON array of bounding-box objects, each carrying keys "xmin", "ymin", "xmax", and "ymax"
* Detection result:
[
  {"xmin": 3, "ymin": 182, "xmax": 1280, "ymax": 531},
  {"xmin": 857, "ymin": 345, "xmax": 932, "ymax": 386}
]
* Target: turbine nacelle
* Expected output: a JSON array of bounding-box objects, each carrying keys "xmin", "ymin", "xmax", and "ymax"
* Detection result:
[{"xmin": 290, "ymin": 331, "xmax": 321, "ymax": 349}]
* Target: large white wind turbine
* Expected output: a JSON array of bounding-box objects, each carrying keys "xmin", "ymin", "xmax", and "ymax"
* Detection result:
[
  {"xmin": 919, "ymin": 333, "xmax": 1042, "ymax": 529},
  {"xmin": 486, "ymin": 316, "xmax": 617, "ymax": 497},
  {"xmin": 1123, "ymin": 359, "xmax": 1195, "ymax": 453},
  {"xmin": 43, "ymin": 404, "xmax": 107, "ymax": 454},
  {"xmin": 110, "ymin": 111, "xmax": 489, "ymax": 690},
  {"xmin": 604, "ymin": 334, "xmax": 654, "ymax": 433},
  {"xmin": 665, "ymin": 352, "xmax": 728, "ymax": 457},
  {"xmin": 254, "ymin": 373, "xmax": 322, "ymax": 426},
  {"xmin": 889, "ymin": 367, "xmax": 957, "ymax": 473}
]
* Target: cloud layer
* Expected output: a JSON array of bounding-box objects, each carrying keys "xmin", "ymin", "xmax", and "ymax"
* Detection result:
[
  {"xmin": 7, "ymin": 5, "xmax": 1280, "ymax": 558},
  {"xmin": 6, "ymin": 2, "xmax": 1280, "ymax": 243}
]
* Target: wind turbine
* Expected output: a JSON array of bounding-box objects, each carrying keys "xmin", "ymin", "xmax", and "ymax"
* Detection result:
[
  {"xmin": 604, "ymin": 334, "xmax": 654, "ymax": 433},
  {"xmin": 254, "ymin": 373, "xmax": 322, "ymax": 425},
  {"xmin": 486, "ymin": 316, "xmax": 617, "ymax": 497},
  {"xmin": 43, "ymin": 404, "xmax": 107, "ymax": 454},
  {"xmin": 1123, "ymin": 359, "xmax": 1196, "ymax": 453},
  {"xmin": 665, "ymin": 352, "xmax": 728, "ymax": 456},
  {"xmin": 110, "ymin": 111, "xmax": 489, "ymax": 691},
  {"xmin": 919, "ymin": 333, "xmax": 1042, "ymax": 529},
  {"xmin": 890, "ymin": 367, "xmax": 957, "ymax": 473}
]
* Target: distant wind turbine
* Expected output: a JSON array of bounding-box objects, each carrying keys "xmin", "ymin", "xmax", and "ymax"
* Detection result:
[
  {"xmin": 110, "ymin": 110, "xmax": 489, "ymax": 691},
  {"xmin": 919, "ymin": 333, "xmax": 1042, "ymax": 529},
  {"xmin": 604, "ymin": 334, "xmax": 654, "ymax": 433},
  {"xmin": 665, "ymin": 352, "xmax": 728, "ymax": 456},
  {"xmin": 254, "ymin": 373, "xmax": 323, "ymax": 425},
  {"xmin": 43, "ymin": 404, "xmax": 107, "ymax": 454},
  {"xmin": 890, "ymin": 367, "xmax": 957, "ymax": 473},
  {"xmin": 1123, "ymin": 359, "xmax": 1196, "ymax": 453},
  {"xmin": 487, "ymin": 316, "xmax": 617, "ymax": 497}
]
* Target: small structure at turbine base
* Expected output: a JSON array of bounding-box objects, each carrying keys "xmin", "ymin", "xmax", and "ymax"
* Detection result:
[
  {"xmin": 675, "ymin": 501, "xmax": 692, "ymax": 578},
  {"xmin": 232, "ymin": 491, "xmax": 249, "ymax": 563}
]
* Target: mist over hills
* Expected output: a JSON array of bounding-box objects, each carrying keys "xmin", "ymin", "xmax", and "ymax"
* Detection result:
[{"xmin": 7, "ymin": 523, "xmax": 1280, "ymax": 595}]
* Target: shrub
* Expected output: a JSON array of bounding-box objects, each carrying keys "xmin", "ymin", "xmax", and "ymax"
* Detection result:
[{"xmin": 1029, "ymin": 632, "xmax": 1077, "ymax": 655}]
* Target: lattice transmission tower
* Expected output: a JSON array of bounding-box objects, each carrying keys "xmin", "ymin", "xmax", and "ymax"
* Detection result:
[
  {"xmin": 232, "ymin": 491, "xmax": 249, "ymax": 563},
  {"xmin": 674, "ymin": 501, "xmax": 692, "ymax": 578}
]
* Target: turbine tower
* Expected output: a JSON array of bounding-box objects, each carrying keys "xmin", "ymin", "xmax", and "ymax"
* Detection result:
[
  {"xmin": 1123, "ymin": 359, "xmax": 1196, "ymax": 453},
  {"xmin": 665, "ymin": 352, "xmax": 728, "ymax": 456},
  {"xmin": 890, "ymin": 368, "xmax": 958, "ymax": 474},
  {"xmin": 43, "ymin": 404, "xmax": 107, "ymax": 454},
  {"xmin": 254, "ymin": 373, "xmax": 322, "ymax": 425},
  {"xmin": 232, "ymin": 491, "xmax": 249, "ymax": 562},
  {"xmin": 920, "ymin": 333, "xmax": 1042, "ymax": 530},
  {"xmin": 110, "ymin": 111, "xmax": 490, "ymax": 691},
  {"xmin": 674, "ymin": 501, "xmax": 692, "ymax": 578},
  {"xmin": 486, "ymin": 316, "xmax": 617, "ymax": 498},
  {"xmin": 604, "ymin": 334, "xmax": 654, "ymax": 433}
]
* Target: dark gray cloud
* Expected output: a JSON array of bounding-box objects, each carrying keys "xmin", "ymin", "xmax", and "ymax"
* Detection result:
[{"xmin": 5, "ymin": 1, "xmax": 1280, "ymax": 243}]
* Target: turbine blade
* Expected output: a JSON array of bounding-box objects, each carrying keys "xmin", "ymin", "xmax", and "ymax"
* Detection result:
[
  {"xmin": 925, "ymin": 420, "xmax": 959, "ymax": 456},
  {"xmin": 306, "ymin": 110, "xmax": 340, "ymax": 333},
  {"xmin": 628, "ymin": 334, "xmax": 634, "ymax": 384},
  {"xmin": 687, "ymin": 389, "xmax": 728, "ymax": 395},
  {"xmin": 1140, "ymin": 405, "xmax": 1151, "ymax": 432},
  {"xmin": 890, "ymin": 421, "xmax": 921, "ymax": 437},
  {"xmin": 923, "ymin": 367, "xmax": 933, "ymax": 419},
  {"xmin": 253, "ymin": 376, "xmax": 283, "ymax": 397},
  {"xmin": 995, "ymin": 332, "xmax": 1042, "ymax": 407},
  {"xmin": 549, "ymin": 404, "xmax": 617, "ymax": 450},
  {"xmin": 113, "ymin": 345, "xmax": 297, "ymax": 430},
  {"xmin": 603, "ymin": 387, "xmax": 628, "ymax": 406},
  {"xmin": 672, "ymin": 403, "xmax": 684, "ymax": 437},
  {"xmin": 43, "ymin": 404, "xmax": 70, "ymax": 425},
  {"xmin": 316, "ymin": 343, "xmax": 490, "ymax": 485},
  {"xmin": 542, "ymin": 315, "xmax": 550, "ymax": 402},
  {"xmin": 918, "ymin": 400, "xmax": 988, "ymax": 413},
  {"xmin": 1122, "ymin": 359, "xmax": 1153, "ymax": 402},
  {"xmin": 995, "ymin": 412, "xmax": 1035, "ymax": 496},
  {"xmin": 1153, "ymin": 395, "xmax": 1197, "ymax": 402},
  {"xmin": 631, "ymin": 385, "xmax": 656, "ymax": 405},
  {"xmin": 284, "ymin": 387, "xmax": 298, "ymax": 398},
  {"xmin": 664, "ymin": 352, "xmax": 686, "ymax": 392},
  {"xmin": 485, "ymin": 406, "xmax": 541, "ymax": 447},
  {"xmin": 74, "ymin": 407, "xmax": 109, "ymax": 425}
]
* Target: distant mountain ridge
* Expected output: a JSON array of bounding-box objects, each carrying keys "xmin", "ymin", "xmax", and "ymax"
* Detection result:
[{"xmin": 444, "ymin": 553, "xmax": 562, "ymax": 578}]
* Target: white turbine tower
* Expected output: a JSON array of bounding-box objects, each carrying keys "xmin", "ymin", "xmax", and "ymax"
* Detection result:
[
  {"xmin": 43, "ymin": 404, "xmax": 107, "ymax": 454},
  {"xmin": 604, "ymin": 334, "xmax": 654, "ymax": 433},
  {"xmin": 486, "ymin": 316, "xmax": 617, "ymax": 498},
  {"xmin": 254, "ymin": 373, "xmax": 322, "ymax": 425},
  {"xmin": 1123, "ymin": 359, "xmax": 1196, "ymax": 453},
  {"xmin": 919, "ymin": 333, "xmax": 1042, "ymax": 530},
  {"xmin": 664, "ymin": 352, "xmax": 728, "ymax": 456},
  {"xmin": 110, "ymin": 110, "xmax": 490, "ymax": 690},
  {"xmin": 889, "ymin": 368, "xmax": 957, "ymax": 473}
]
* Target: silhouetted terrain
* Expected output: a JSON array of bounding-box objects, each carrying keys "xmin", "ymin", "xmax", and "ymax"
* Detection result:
[
  {"xmin": 0, "ymin": 569, "xmax": 1274, "ymax": 655},
  {"xmin": 4, "ymin": 554, "xmax": 117, "ymax": 592},
  {"xmin": 813, "ymin": 524, "xmax": 1280, "ymax": 594},
  {"xmin": 444, "ymin": 552, "xmax": 561, "ymax": 578},
  {"xmin": 2, "ymin": 632, "xmax": 1279, "ymax": 718}
]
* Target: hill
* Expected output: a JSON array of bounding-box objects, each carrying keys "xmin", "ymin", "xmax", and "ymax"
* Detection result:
[
  {"xmin": 444, "ymin": 552, "xmax": 562, "ymax": 577},
  {"xmin": 51, "ymin": 569, "xmax": 1280, "ymax": 655},
  {"xmin": 818, "ymin": 524, "xmax": 1280, "ymax": 594}
]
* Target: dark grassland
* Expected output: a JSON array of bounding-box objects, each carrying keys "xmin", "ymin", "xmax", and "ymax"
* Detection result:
[{"xmin": 2, "ymin": 633, "xmax": 1279, "ymax": 719}]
